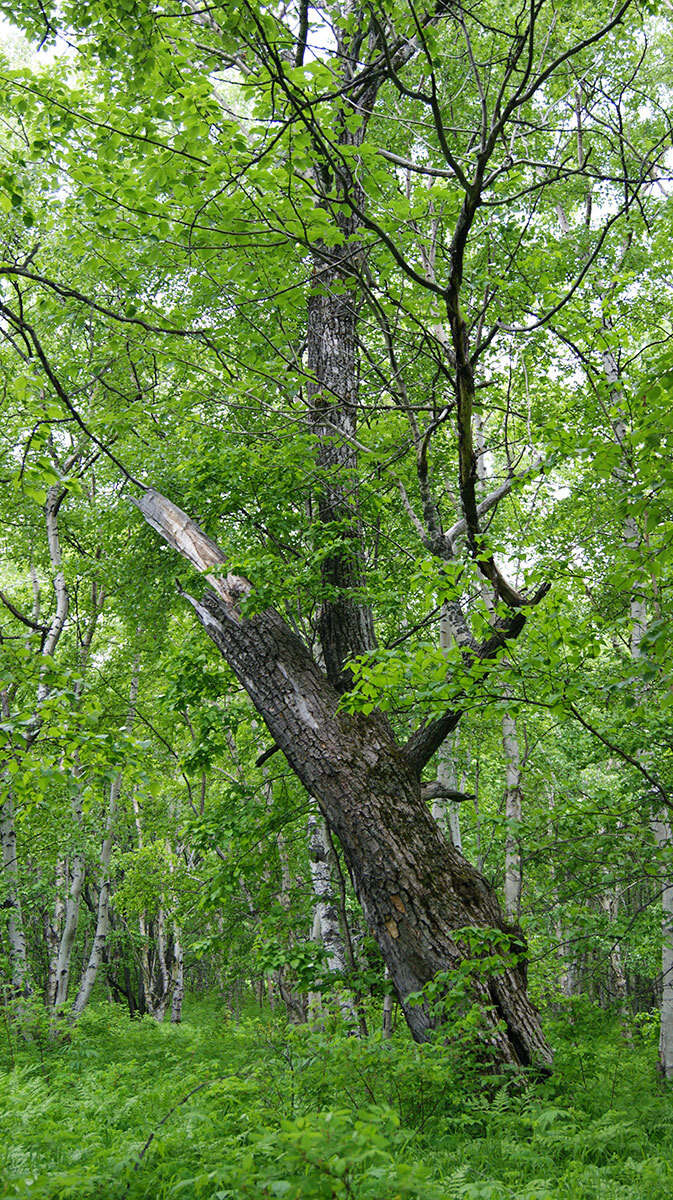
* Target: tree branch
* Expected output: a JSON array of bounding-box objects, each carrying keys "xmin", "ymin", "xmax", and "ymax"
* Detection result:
[{"xmin": 404, "ymin": 611, "xmax": 527, "ymax": 774}]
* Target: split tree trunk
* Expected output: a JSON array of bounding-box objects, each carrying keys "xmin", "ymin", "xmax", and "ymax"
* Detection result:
[{"xmin": 135, "ymin": 490, "xmax": 552, "ymax": 1070}]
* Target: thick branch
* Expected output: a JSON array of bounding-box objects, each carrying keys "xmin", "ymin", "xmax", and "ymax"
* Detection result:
[
  {"xmin": 404, "ymin": 611, "xmax": 527, "ymax": 773},
  {"xmin": 0, "ymin": 589, "xmax": 46, "ymax": 634},
  {"xmin": 131, "ymin": 489, "xmax": 250, "ymax": 615},
  {"xmin": 421, "ymin": 782, "xmax": 474, "ymax": 803}
]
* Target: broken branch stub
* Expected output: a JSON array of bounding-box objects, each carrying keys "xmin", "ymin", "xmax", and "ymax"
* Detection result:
[{"xmin": 133, "ymin": 489, "xmax": 251, "ymax": 615}]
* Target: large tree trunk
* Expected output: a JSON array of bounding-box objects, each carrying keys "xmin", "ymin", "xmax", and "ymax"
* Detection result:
[{"xmin": 135, "ymin": 490, "xmax": 552, "ymax": 1070}]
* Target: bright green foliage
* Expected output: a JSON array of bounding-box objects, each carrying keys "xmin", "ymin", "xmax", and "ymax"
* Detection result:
[
  {"xmin": 1, "ymin": 1001, "xmax": 672, "ymax": 1199},
  {"xmin": 1, "ymin": 0, "xmax": 673, "ymax": 1122}
]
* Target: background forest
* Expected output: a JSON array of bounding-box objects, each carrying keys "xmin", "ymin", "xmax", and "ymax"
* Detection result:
[{"xmin": 2, "ymin": 0, "xmax": 673, "ymax": 1196}]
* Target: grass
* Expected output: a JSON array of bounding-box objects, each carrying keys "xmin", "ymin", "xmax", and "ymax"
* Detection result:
[{"xmin": 0, "ymin": 996, "xmax": 671, "ymax": 1199}]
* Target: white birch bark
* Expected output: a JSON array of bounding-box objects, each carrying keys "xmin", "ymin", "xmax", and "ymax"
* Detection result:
[
  {"xmin": 70, "ymin": 769, "xmax": 124, "ymax": 1018},
  {"xmin": 599, "ymin": 885, "xmax": 628, "ymax": 1002},
  {"xmin": 1, "ymin": 484, "xmax": 73, "ymax": 999},
  {"xmin": 0, "ymin": 788, "xmax": 30, "ymax": 996},
  {"xmin": 382, "ymin": 966, "xmax": 394, "ymax": 1039},
  {"xmin": 170, "ymin": 921, "xmax": 184, "ymax": 1023},
  {"xmin": 307, "ymin": 810, "xmax": 349, "ymax": 975},
  {"xmin": 36, "ymin": 485, "xmax": 69, "ymax": 702},
  {"xmin": 46, "ymin": 859, "xmax": 66, "ymax": 1003},
  {"xmin": 307, "ymin": 809, "xmax": 359, "ymax": 1027},
  {"xmin": 71, "ymin": 668, "xmax": 140, "ymax": 1018},
  {"xmin": 131, "ymin": 788, "xmax": 154, "ymax": 1016},
  {"xmin": 473, "ymin": 412, "xmax": 525, "ymax": 918},
  {"xmin": 547, "ymin": 785, "xmax": 576, "ymax": 997},
  {"xmin": 652, "ymin": 817, "xmax": 673, "ymax": 1079},
  {"xmin": 53, "ymin": 813, "xmax": 85, "ymax": 1008},
  {"xmin": 502, "ymin": 712, "xmax": 522, "ymax": 922},
  {"xmin": 51, "ymin": 590, "xmax": 104, "ymax": 1009}
]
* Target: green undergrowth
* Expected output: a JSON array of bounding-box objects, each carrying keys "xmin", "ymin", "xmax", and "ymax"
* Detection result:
[{"xmin": 1, "ymin": 997, "xmax": 672, "ymax": 1199}]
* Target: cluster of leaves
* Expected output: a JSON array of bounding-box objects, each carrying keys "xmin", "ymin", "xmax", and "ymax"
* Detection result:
[{"xmin": 1, "ymin": 999, "xmax": 673, "ymax": 1199}]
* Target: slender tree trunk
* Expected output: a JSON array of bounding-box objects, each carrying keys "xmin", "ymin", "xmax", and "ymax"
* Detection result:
[
  {"xmin": 46, "ymin": 860, "xmax": 65, "ymax": 1003},
  {"xmin": 71, "ymin": 668, "xmax": 140, "ymax": 1018},
  {"xmin": 50, "ymin": 588, "xmax": 104, "ymax": 1010},
  {"xmin": 652, "ymin": 817, "xmax": 673, "ymax": 1077},
  {"xmin": 135, "ymin": 492, "xmax": 552, "ymax": 1070},
  {"xmin": 307, "ymin": 809, "xmax": 358, "ymax": 1026},
  {"xmin": 308, "ymin": 811, "xmax": 350, "ymax": 977},
  {"xmin": 130, "ymin": 790, "xmax": 164, "ymax": 1021},
  {"xmin": 170, "ymin": 923, "xmax": 184, "ymax": 1023},
  {"xmin": 0, "ymin": 788, "xmax": 30, "ymax": 996},
  {"xmin": 547, "ymin": 786, "xmax": 575, "ymax": 998},
  {"xmin": 598, "ymin": 866, "xmax": 628, "ymax": 1004},
  {"xmin": 152, "ymin": 907, "xmax": 170, "ymax": 1022},
  {"xmin": 473, "ymin": 414, "xmax": 525, "ymax": 922},
  {"xmin": 382, "ymin": 966, "xmax": 394, "ymax": 1039},
  {"xmin": 70, "ymin": 771, "xmax": 123, "ymax": 1018},
  {"xmin": 502, "ymin": 713, "xmax": 523, "ymax": 923},
  {"xmin": 52, "ymin": 765, "xmax": 88, "ymax": 1010},
  {"xmin": 53, "ymin": 844, "xmax": 86, "ymax": 1008}
]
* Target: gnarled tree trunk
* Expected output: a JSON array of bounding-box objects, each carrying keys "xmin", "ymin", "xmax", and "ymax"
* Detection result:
[{"xmin": 135, "ymin": 490, "xmax": 552, "ymax": 1071}]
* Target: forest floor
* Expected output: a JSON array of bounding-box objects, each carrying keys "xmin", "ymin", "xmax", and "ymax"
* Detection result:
[{"xmin": 0, "ymin": 997, "xmax": 672, "ymax": 1199}]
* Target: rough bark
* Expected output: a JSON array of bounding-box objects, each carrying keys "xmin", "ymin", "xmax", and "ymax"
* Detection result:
[
  {"xmin": 134, "ymin": 490, "xmax": 552, "ymax": 1070},
  {"xmin": 307, "ymin": 258, "xmax": 376, "ymax": 689},
  {"xmin": 302, "ymin": 20, "xmax": 380, "ymax": 692}
]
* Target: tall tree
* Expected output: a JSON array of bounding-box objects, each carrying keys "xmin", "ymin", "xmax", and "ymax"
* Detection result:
[{"xmin": 2, "ymin": 0, "xmax": 670, "ymax": 1065}]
